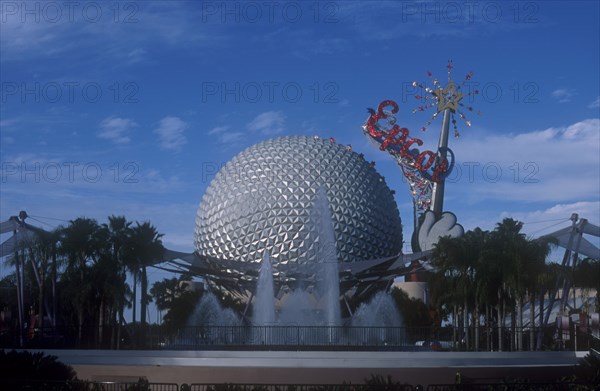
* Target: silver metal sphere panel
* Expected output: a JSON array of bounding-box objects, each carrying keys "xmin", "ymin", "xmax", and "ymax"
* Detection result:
[{"xmin": 194, "ymin": 136, "xmax": 402, "ymax": 267}]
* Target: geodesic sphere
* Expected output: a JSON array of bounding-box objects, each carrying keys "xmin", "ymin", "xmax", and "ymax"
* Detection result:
[{"xmin": 194, "ymin": 136, "xmax": 402, "ymax": 266}]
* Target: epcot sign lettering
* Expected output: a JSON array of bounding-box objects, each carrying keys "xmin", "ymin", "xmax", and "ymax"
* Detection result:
[
  {"xmin": 365, "ymin": 99, "xmax": 454, "ymax": 184},
  {"xmin": 363, "ymin": 62, "xmax": 479, "ymax": 251},
  {"xmin": 363, "ymin": 62, "xmax": 479, "ymax": 214}
]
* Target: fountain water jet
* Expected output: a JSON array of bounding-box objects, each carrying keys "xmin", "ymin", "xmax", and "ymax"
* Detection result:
[
  {"xmin": 278, "ymin": 289, "xmax": 317, "ymax": 325},
  {"xmin": 313, "ymin": 186, "xmax": 342, "ymax": 328},
  {"xmin": 351, "ymin": 291, "xmax": 405, "ymax": 344},
  {"xmin": 352, "ymin": 291, "xmax": 403, "ymax": 327},
  {"xmin": 253, "ymin": 251, "xmax": 276, "ymax": 326},
  {"xmin": 275, "ymin": 186, "xmax": 342, "ymax": 327},
  {"xmin": 184, "ymin": 185, "xmax": 407, "ymax": 347},
  {"xmin": 187, "ymin": 291, "xmax": 241, "ymax": 327}
]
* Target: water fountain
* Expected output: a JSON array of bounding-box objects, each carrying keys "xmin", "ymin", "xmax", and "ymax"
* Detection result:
[
  {"xmin": 276, "ymin": 186, "xmax": 343, "ymax": 327},
  {"xmin": 185, "ymin": 185, "xmax": 404, "ymax": 347},
  {"xmin": 313, "ymin": 186, "xmax": 342, "ymax": 328},
  {"xmin": 351, "ymin": 291, "xmax": 405, "ymax": 344},
  {"xmin": 253, "ymin": 251, "xmax": 276, "ymax": 326},
  {"xmin": 188, "ymin": 291, "xmax": 241, "ymax": 327}
]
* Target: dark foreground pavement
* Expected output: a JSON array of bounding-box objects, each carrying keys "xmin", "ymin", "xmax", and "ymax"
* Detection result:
[{"xmin": 33, "ymin": 349, "xmax": 586, "ymax": 386}]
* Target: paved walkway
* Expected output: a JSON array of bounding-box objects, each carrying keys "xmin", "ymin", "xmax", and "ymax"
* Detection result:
[{"xmin": 38, "ymin": 349, "xmax": 585, "ymax": 385}]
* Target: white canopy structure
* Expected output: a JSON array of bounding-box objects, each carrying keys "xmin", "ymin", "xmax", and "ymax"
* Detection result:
[
  {"xmin": 541, "ymin": 214, "xmax": 599, "ymax": 312},
  {"xmin": 543, "ymin": 215, "xmax": 600, "ymax": 260},
  {"xmin": 0, "ymin": 213, "xmax": 41, "ymax": 258}
]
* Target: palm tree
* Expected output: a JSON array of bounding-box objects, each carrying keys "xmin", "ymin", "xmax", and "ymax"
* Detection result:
[
  {"xmin": 487, "ymin": 218, "xmax": 529, "ymax": 351},
  {"xmin": 58, "ymin": 217, "xmax": 105, "ymax": 345},
  {"xmin": 535, "ymin": 262, "xmax": 568, "ymax": 350},
  {"xmin": 25, "ymin": 228, "xmax": 61, "ymax": 335},
  {"xmin": 430, "ymin": 218, "xmax": 558, "ymax": 352},
  {"xmin": 151, "ymin": 276, "xmax": 202, "ymax": 335},
  {"xmin": 126, "ymin": 222, "xmax": 164, "ymax": 345},
  {"xmin": 463, "ymin": 228, "xmax": 491, "ymax": 351},
  {"xmin": 522, "ymin": 236, "xmax": 556, "ymax": 350},
  {"xmin": 150, "ymin": 277, "xmax": 179, "ymax": 320},
  {"xmin": 476, "ymin": 252, "xmax": 501, "ymax": 351},
  {"xmin": 102, "ymin": 216, "xmax": 132, "ymax": 348},
  {"xmin": 573, "ymin": 258, "xmax": 600, "ymax": 302},
  {"xmin": 431, "ymin": 231, "xmax": 486, "ymax": 351},
  {"xmin": 487, "ymin": 218, "xmax": 555, "ymax": 351}
]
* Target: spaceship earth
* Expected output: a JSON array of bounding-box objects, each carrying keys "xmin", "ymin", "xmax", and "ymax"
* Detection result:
[{"xmin": 194, "ymin": 136, "xmax": 403, "ymax": 267}]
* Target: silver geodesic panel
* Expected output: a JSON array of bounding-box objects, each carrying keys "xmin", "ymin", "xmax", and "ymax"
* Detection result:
[{"xmin": 194, "ymin": 136, "xmax": 402, "ymax": 267}]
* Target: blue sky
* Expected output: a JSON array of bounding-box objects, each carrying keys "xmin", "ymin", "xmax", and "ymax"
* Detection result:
[{"xmin": 1, "ymin": 1, "xmax": 599, "ymax": 317}]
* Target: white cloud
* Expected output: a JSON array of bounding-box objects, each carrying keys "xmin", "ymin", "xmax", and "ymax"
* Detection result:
[
  {"xmin": 335, "ymin": 1, "xmax": 538, "ymax": 43},
  {"xmin": 551, "ymin": 88, "xmax": 575, "ymax": 103},
  {"xmin": 1, "ymin": 153, "xmax": 48, "ymax": 166},
  {"xmin": 97, "ymin": 117, "xmax": 138, "ymax": 144},
  {"xmin": 450, "ymin": 119, "xmax": 600, "ymax": 203},
  {"xmin": 208, "ymin": 125, "xmax": 244, "ymax": 144},
  {"xmin": 154, "ymin": 116, "xmax": 188, "ymax": 151},
  {"xmin": 247, "ymin": 111, "xmax": 286, "ymax": 135},
  {"xmin": 0, "ymin": 3, "xmax": 216, "ymax": 63},
  {"xmin": 562, "ymin": 119, "xmax": 599, "ymax": 139},
  {"xmin": 127, "ymin": 48, "xmax": 146, "ymax": 64},
  {"xmin": 588, "ymin": 96, "xmax": 600, "ymax": 109},
  {"xmin": 500, "ymin": 201, "xmax": 600, "ymax": 240},
  {"xmin": 208, "ymin": 126, "xmax": 228, "ymax": 135},
  {"xmin": 311, "ymin": 38, "xmax": 350, "ymax": 55},
  {"xmin": 0, "ymin": 118, "xmax": 21, "ymax": 129},
  {"xmin": 219, "ymin": 132, "xmax": 245, "ymax": 144}
]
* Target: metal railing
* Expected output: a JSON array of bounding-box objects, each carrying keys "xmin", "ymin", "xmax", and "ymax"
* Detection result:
[
  {"xmin": 188, "ymin": 385, "xmax": 414, "ymax": 391},
  {"xmin": 1, "ymin": 381, "xmax": 597, "ymax": 391},
  {"xmin": 1, "ymin": 324, "xmax": 597, "ymax": 352},
  {"xmin": 169, "ymin": 325, "xmax": 420, "ymax": 350},
  {"xmin": 425, "ymin": 384, "xmax": 594, "ymax": 391},
  {"xmin": 0, "ymin": 380, "xmax": 179, "ymax": 390}
]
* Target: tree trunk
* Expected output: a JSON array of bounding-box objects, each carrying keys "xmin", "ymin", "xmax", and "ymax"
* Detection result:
[
  {"xmin": 110, "ymin": 307, "xmax": 116, "ymax": 349},
  {"xmin": 517, "ymin": 294, "xmax": 523, "ymax": 351},
  {"xmin": 464, "ymin": 300, "xmax": 469, "ymax": 351},
  {"xmin": 536, "ymin": 291, "xmax": 545, "ymax": 350},
  {"xmin": 486, "ymin": 304, "xmax": 491, "ymax": 351},
  {"xmin": 14, "ymin": 248, "xmax": 24, "ymax": 347},
  {"xmin": 511, "ymin": 305, "xmax": 516, "ymax": 352},
  {"xmin": 453, "ymin": 305, "xmax": 457, "ymax": 350},
  {"xmin": 529, "ymin": 292, "xmax": 535, "ymax": 351},
  {"xmin": 98, "ymin": 297, "xmax": 104, "ymax": 347},
  {"xmin": 474, "ymin": 304, "xmax": 480, "ymax": 351},
  {"xmin": 29, "ymin": 247, "xmax": 45, "ymax": 335},
  {"xmin": 52, "ymin": 247, "xmax": 57, "ymax": 329},
  {"xmin": 38, "ymin": 279, "xmax": 44, "ymax": 336},
  {"xmin": 78, "ymin": 256, "xmax": 84, "ymax": 346},
  {"xmin": 117, "ymin": 303, "xmax": 123, "ymax": 350},
  {"xmin": 141, "ymin": 266, "xmax": 147, "ymax": 325},
  {"xmin": 132, "ymin": 269, "xmax": 137, "ymax": 324},
  {"xmin": 497, "ymin": 288, "xmax": 502, "ymax": 352},
  {"xmin": 28, "ymin": 251, "xmax": 51, "ymax": 335},
  {"xmin": 141, "ymin": 266, "xmax": 148, "ymax": 348},
  {"xmin": 77, "ymin": 309, "xmax": 83, "ymax": 347}
]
